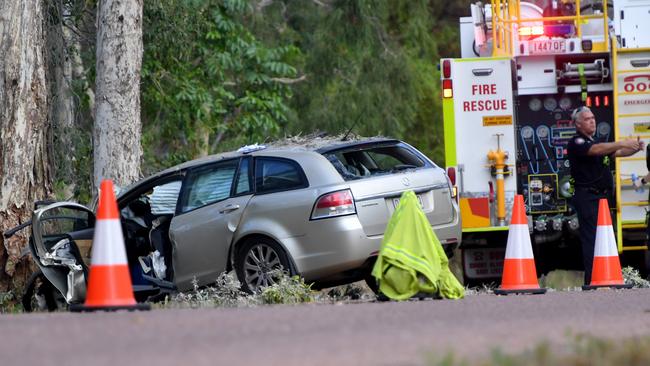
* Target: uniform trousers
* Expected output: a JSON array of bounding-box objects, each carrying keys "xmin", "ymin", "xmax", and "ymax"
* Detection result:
[{"xmin": 572, "ymin": 187, "xmax": 615, "ymax": 285}]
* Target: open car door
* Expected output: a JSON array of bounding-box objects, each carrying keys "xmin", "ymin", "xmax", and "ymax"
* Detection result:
[{"xmin": 31, "ymin": 202, "xmax": 95, "ymax": 304}]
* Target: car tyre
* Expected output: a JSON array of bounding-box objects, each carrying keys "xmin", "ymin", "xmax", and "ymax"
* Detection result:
[
  {"xmin": 235, "ymin": 237, "xmax": 292, "ymax": 294},
  {"xmin": 22, "ymin": 270, "xmax": 67, "ymax": 312}
]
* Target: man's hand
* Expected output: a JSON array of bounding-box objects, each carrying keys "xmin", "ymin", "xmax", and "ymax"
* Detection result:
[
  {"xmin": 638, "ymin": 136, "xmax": 645, "ymax": 151},
  {"xmin": 620, "ymin": 137, "xmax": 641, "ymax": 151}
]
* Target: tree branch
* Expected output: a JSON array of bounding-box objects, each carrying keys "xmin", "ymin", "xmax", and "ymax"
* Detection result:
[
  {"xmin": 257, "ymin": 0, "xmax": 274, "ymax": 12},
  {"xmin": 270, "ymin": 74, "xmax": 307, "ymax": 84},
  {"xmin": 312, "ymin": 0, "xmax": 332, "ymax": 8}
]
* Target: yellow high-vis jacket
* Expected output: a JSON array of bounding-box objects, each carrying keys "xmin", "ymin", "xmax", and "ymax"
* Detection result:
[{"xmin": 371, "ymin": 190, "xmax": 464, "ymax": 300}]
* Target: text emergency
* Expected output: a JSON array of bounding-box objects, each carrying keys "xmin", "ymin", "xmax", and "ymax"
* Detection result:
[{"xmin": 463, "ymin": 83, "xmax": 508, "ymax": 112}]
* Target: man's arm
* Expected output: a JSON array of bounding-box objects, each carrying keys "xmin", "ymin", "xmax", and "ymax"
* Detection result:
[
  {"xmin": 588, "ymin": 138, "xmax": 641, "ymax": 156},
  {"xmin": 615, "ymin": 146, "xmax": 642, "ymax": 157},
  {"xmin": 614, "ymin": 138, "xmax": 645, "ymax": 157}
]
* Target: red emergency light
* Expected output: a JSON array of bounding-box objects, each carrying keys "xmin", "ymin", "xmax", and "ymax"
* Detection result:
[
  {"xmin": 603, "ymin": 95, "xmax": 609, "ymax": 106},
  {"xmin": 595, "ymin": 96, "xmax": 600, "ymax": 107},
  {"xmin": 442, "ymin": 59, "xmax": 451, "ymax": 79},
  {"xmin": 442, "ymin": 79, "xmax": 453, "ymax": 98},
  {"xmin": 586, "ymin": 96, "xmax": 592, "ymax": 107}
]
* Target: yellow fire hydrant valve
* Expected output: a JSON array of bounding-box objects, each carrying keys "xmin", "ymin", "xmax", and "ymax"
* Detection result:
[{"xmin": 487, "ymin": 134, "xmax": 509, "ymax": 226}]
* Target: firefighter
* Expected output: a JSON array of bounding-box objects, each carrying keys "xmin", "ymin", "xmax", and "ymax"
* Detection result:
[{"xmin": 568, "ymin": 106, "xmax": 644, "ymax": 285}]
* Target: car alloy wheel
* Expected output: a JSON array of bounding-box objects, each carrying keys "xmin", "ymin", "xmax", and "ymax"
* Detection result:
[{"xmin": 236, "ymin": 238, "xmax": 290, "ymax": 293}]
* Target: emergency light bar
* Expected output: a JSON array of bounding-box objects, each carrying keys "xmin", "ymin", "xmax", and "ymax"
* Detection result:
[
  {"xmin": 518, "ymin": 26, "xmax": 544, "ymax": 37},
  {"xmin": 544, "ymin": 24, "xmax": 574, "ymax": 37},
  {"xmin": 518, "ymin": 24, "xmax": 573, "ymax": 38}
]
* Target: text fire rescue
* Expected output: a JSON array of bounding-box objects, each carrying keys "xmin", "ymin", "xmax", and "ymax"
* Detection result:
[{"xmin": 463, "ymin": 84, "xmax": 508, "ymax": 112}]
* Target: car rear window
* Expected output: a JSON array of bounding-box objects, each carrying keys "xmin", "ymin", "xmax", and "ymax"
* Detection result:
[
  {"xmin": 255, "ymin": 157, "xmax": 307, "ymax": 193},
  {"xmin": 322, "ymin": 142, "xmax": 430, "ymax": 181}
]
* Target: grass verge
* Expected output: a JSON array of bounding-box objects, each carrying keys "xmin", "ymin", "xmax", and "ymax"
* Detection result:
[{"xmin": 427, "ymin": 334, "xmax": 650, "ymax": 366}]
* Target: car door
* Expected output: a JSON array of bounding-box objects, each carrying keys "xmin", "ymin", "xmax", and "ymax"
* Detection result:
[
  {"xmin": 169, "ymin": 157, "xmax": 254, "ymax": 290},
  {"xmin": 30, "ymin": 202, "xmax": 95, "ymax": 302}
]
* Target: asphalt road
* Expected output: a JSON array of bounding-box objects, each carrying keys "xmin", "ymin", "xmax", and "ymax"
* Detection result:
[{"xmin": 2, "ymin": 289, "xmax": 650, "ymax": 366}]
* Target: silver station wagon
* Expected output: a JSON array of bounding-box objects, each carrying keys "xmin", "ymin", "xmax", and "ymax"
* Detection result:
[{"xmin": 26, "ymin": 137, "xmax": 461, "ymax": 307}]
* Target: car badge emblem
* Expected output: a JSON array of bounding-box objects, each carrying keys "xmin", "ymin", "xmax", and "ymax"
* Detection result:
[{"xmin": 402, "ymin": 177, "xmax": 410, "ymax": 186}]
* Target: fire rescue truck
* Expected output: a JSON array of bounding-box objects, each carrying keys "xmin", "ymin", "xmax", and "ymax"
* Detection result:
[{"xmin": 441, "ymin": 0, "xmax": 650, "ymax": 283}]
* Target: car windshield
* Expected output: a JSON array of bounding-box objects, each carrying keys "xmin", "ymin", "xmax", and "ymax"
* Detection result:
[{"xmin": 322, "ymin": 142, "xmax": 429, "ymax": 181}]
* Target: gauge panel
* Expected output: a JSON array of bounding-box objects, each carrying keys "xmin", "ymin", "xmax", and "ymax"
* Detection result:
[{"xmin": 515, "ymin": 92, "xmax": 614, "ymax": 214}]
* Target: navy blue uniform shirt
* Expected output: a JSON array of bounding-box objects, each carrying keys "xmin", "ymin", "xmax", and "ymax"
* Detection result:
[{"xmin": 567, "ymin": 132, "xmax": 613, "ymax": 190}]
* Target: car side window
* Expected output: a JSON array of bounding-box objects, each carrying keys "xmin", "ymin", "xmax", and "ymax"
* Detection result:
[
  {"xmin": 255, "ymin": 157, "xmax": 307, "ymax": 194},
  {"xmin": 181, "ymin": 160, "xmax": 239, "ymax": 213},
  {"xmin": 149, "ymin": 180, "xmax": 182, "ymax": 215}
]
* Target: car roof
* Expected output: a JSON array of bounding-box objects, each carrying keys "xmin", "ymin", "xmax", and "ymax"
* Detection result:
[{"xmin": 120, "ymin": 136, "xmax": 400, "ymax": 196}]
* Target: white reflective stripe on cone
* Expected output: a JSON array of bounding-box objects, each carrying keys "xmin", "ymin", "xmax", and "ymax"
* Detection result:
[
  {"xmin": 594, "ymin": 225, "xmax": 618, "ymax": 257},
  {"xmin": 90, "ymin": 219, "xmax": 128, "ymax": 265},
  {"xmin": 504, "ymin": 224, "xmax": 534, "ymax": 259}
]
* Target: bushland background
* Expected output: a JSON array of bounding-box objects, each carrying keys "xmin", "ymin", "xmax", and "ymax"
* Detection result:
[{"xmin": 0, "ymin": 0, "xmax": 471, "ymax": 291}]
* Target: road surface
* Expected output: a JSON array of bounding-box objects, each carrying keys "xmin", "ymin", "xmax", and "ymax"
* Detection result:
[{"xmin": 2, "ymin": 288, "xmax": 650, "ymax": 365}]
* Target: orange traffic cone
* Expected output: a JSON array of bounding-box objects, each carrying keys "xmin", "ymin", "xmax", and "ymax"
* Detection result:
[
  {"xmin": 582, "ymin": 199, "xmax": 633, "ymax": 290},
  {"xmin": 70, "ymin": 180, "xmax": 150, "ymax": 311},
  {"xmin": 494, "ymin": 194, "xmax": 546, "ymax": 295}
]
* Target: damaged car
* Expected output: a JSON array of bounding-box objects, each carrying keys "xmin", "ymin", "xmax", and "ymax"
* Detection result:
[{"xmin": 11, "ymin": 137, "xmax": 461, "ymax": 310}]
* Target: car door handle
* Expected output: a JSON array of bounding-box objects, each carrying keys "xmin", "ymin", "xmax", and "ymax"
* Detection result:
[{"xmin": 219, "ymin": 204, "xmax": 240, "ymax": 214}]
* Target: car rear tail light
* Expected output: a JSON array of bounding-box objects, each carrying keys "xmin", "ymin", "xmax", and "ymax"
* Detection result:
[
  {"xmin": 446, "ymin": 167, "xmax": 456, "ymax": 186},
  {"xmin": 445, "ymin": 168, "xmax": 457, "ymax": 199},
  {"xmin": 442, "ymin": 79, "xmax": 453, "ymax": 98},
  {"xmin": 311, "ymin": 189, "xmax": 356, "ymax": 220}
]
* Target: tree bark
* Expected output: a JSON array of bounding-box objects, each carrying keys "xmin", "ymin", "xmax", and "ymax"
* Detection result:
[
  {"xmin": 48, "ymin": 1, "xmax": 77, "ymax": 197},
  {"xmin": 0, "ymin": 0, "xmax": 53, "ymax": 288},
  {"xmin": 93, "ymin": 0, "xmax": 143, "ymax": 190}
]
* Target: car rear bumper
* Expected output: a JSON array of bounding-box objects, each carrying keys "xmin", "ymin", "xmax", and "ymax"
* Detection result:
[{"xmin": 281, "ymin": 213, "xmax": 462, "ymax": 282}]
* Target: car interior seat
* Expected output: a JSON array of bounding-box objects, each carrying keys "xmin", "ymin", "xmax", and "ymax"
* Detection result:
[
  {"xmin": 149, "ymin": 216, "xmax": 173, "ymax": 280},
  {"xmin": 345, "ymin": 164, "xmax": 360, "ymax": 176},
  {"xmin": 357, "ymin": 163, "xmax": 371, "ymax": 176}
]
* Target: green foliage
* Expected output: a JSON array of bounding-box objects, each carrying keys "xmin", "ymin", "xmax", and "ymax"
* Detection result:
[
  {"xmin": 168, "ymin": 272, "xmax": 255, "ymax": 308},
  {"xmin": 141, "ymin": 0, "xmax": 298, "ymax": 173},
  {"xmin": 164, "ymin": 271, "xmax": 314, "ymax": 308},
  {"xmin": 427, "ymin": 334, "xmax": 650, "ymax": 366},
  {"xmin": 251, "ymin": 0, "xmax": 473, "ymax": 164},
  {"xmin": 47, "ymin": 0, "xmax": 477, "ymax": 198},
  {"xmin": 622, "ymin": 266, "xmax": 650, "ymax": 288},
  {"xmin": 0, "ymin": 291, "xmax": 21, "ymax": 314},
  {"xmin": 258, "ymin": 271, "xmax": 314, "ymax": 305}
]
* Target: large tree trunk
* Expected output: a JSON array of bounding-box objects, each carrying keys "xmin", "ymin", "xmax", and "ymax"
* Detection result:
[
  {"xmin": 0, "ymin": 0, "xmax": 53, "ymax": 288},
  {"xmin": 93, "ymin": 0, "xmax": 143, "ymax": 189},
  {"xmin": 48, "ymin": 1, "xmax": 77, "ymax": 198}
]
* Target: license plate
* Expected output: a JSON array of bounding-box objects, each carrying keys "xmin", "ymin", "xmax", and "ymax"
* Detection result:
[
  {"xmin": 393, "ymin": 194, "xmax": 424, "ymax": 209},
  {"xmin": 529, "ymin": 39, "xmax": 566, "ymax": 54},
  {"xmin": 463, "ymin": 248, "xmax": 505, "ymax": 279}
]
